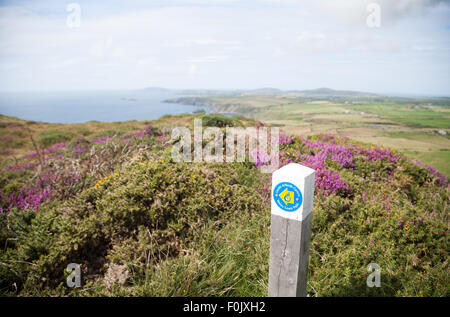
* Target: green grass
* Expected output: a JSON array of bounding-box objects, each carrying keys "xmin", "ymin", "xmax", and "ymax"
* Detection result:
[
  {"xmin": 38, "ymin": 129, "xmax": 75, "ymax": 147},
  {"xmin": 252, "ymin": 103, "xmax": 341, "ymax": 121},
  {"xmin": 0, "ymin": 113, "xmax": 448, "ymax": 297},
  {"xmin": 347, "ymin": 103, "xmax": 450, "ymax": 129},
  {"xmin": 385, "ymin": 131, "xmax": 450, "ymax": 175},
  {"xmin": 405, "ymin": 150, "xmax": 450, "ymax": 177}
]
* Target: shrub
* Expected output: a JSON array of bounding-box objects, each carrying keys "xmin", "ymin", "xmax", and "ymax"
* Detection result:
[
  {"xmin": 201, "ymin": 114, "xmax": 241, "ymax": 127},
  {"xmin": 0, "ymin": 161, "xmax": 265, "ymax": 295},
  {"xmin": 1, "ymin": 117, "xmax": 448, "ymax": 297},
  {"xmin": 38, "ymin": 130, "xmax": 74, "ymax": 147}
]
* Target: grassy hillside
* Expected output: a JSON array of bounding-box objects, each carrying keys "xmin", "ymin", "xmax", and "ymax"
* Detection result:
[
  {"xmin": 0, "ymin": 114, "xmax": 448, "ymax": 297},
  {"xmin": 164, "ymin": 96, "xmax": 450, "ymax": 177}
]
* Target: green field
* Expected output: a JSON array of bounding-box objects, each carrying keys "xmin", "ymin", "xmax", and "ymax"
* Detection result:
[
  {"xmin": 346, "ymin": 103, "xmax": 450, "ymax": 129},
  {"xmin": 186, "ymin": 96, "xmax": 450, "ymax": 176}
]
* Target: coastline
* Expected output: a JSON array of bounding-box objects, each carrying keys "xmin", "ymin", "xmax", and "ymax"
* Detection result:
[{"xmin": 163, "ymin": 97, "xmax": 251, "ymax": 118}]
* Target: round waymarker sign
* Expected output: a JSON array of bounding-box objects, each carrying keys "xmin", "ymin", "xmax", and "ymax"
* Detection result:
[{"xmin": 273, "ymin": 182, "xmax": 303, "ymax": 212}]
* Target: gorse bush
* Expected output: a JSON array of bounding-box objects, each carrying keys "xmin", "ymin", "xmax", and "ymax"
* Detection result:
[
  {"xmin": 0, "ymin": 160, "xmax": 266, "ymax": 295},
  {"xmin": 0, "ymin": 114, "xmax": 448, "ymax": 297},
  {"xmin": 200, "ymin": 114, "xmax": 241, "ymax": 127},
  {"xmin": 38, "ymin": 129, "xmax": 75, "ymax": 147}
]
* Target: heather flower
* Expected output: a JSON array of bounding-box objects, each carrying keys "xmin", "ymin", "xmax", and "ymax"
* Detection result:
[
  {"xmin": 363, "ymin": 147, "xmax": 399, "ymax": 163},
  {"xmin": 6, "ymin": 161, "xmax": 39, "ymax": 171},
  {"xmin": 91, "ymin": 137, "xmax": 110, "ymax": 144},
  {"xmin": 72, "ymin": 144, "xmax": 89, "ymax": 153},
  {"xmin": 249, "ymin": 149, "xmax": 277, "ymax": 168},
  {"xmin": 256, "ymin": 133, "xmax": 448, "ymax": 199},
  {"xmin": 134, "ymin": 124, "xmax": 153, "ymax": 138},
  {"xmin": 46, "ymin": 142, "xmax": 67, "ymax": 153},
  {"xmin": 414, "ymin": 160, "xmax": 448, "ymax": 187},
  {"xmin": 277, "ymin": 138, "xmax": 350, "ymax": 196},
  {"xmin": 0, "ymin": 172, "xmax": 81, "ymax": 214},
  {"xmin": 24, "ymin": 152, "xmax": 39, "ymax": 158},
  {"xmin": 23, "ymin": 142, "xmax": 66, "ymax": 159},
  {"xmin": 0, "ymin": 187, "xmax": 56, "ymax": 214},
  {"xmin": 279, "ymin": 134, "xmax": 293, "ymax": 145}
]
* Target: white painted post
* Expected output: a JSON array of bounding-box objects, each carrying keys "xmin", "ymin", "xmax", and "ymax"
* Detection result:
[{"xmin": 268, "ymin": 163, "xmax": 316, "ymax": 297}]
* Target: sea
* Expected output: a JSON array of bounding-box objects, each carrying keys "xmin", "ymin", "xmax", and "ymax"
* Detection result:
[{"xmin": 0, "ymin": 90, "xmax": 212, "ymax": 124}]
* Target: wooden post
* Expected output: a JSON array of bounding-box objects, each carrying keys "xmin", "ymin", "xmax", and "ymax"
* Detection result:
[{"xmin": 268, "ymin": 163, "xmax": 316, "ymax": 297}]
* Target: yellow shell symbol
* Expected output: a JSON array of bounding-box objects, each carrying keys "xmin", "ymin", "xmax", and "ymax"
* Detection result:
[{"xmin": 279, "ymin": 188, "xmax": 295, "ymax": 205}]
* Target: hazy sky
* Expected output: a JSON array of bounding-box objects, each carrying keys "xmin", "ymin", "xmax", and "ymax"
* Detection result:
[{"xmin": 0, "ymin": 0, "xmax": 449, "ymax": 95}]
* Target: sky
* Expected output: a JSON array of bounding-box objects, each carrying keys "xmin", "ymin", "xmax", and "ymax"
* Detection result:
[{"xmin": 0, "ymin": 0, "xmax": 449, "ymax": 95}]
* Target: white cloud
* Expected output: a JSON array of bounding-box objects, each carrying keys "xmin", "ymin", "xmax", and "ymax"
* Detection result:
[
  {"xmin": 291, "ymin": 31, "xmax": 328, "ymax": 51},
  {"xmin": 188, "ymin": 64, "xmax": 197, "ymax": 75},
  {"xmin": 313, "ymin": 0, "xmax": 448, "ymax": 25},
  {"xmin": 186, "ymin": 55, "xmax": 229, "ymax": 63},
  {"xmin": 0, "ymin": 0, "xmax": 448, "ymax": 94},
  {"xmin": 90, "ymin": 37, "xmax": 113, "ymax": 58}
]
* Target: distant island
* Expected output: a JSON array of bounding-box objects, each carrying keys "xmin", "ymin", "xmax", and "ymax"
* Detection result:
[
  {"xmin": 142, "ymin": 86, "xmax": 380, "ymax": 98},
  {"xmin": 141, "ymin": 86, "xmax": 450, "ymax": 99},
  {"xmin": 138, "ymin": 87, "xmax": 173, "ymax": 93}
]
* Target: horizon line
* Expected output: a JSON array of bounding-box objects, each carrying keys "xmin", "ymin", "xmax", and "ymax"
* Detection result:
[{"xmin": 0, "ymin": 87, "xmax": 449, "ymax": 99}]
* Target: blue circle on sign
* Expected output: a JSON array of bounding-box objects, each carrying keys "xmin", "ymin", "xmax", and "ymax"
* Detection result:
[{"xmin": 273, "ymin": 182, "xmax": 303, "ymax": 212}]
